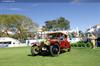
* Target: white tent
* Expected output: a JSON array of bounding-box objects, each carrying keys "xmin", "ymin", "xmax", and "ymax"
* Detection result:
[{"xmin": 0, "ymin": 37, "xmax": 22, "ymax": 47}]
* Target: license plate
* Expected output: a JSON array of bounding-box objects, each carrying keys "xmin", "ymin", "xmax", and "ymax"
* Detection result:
[{"xmin": 42, "ymin": 47, "xmax": 47, "ymax": 50}]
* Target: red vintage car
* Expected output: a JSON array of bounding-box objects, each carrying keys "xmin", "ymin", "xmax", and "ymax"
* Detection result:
[{"xmin": 31, "ymin": 32, "xmax": 71, "ymax": 56}]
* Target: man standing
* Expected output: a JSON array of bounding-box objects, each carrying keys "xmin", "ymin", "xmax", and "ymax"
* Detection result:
[{"xmin": 89, "ymin": 33, "xmax": 97, "ymax": 49}]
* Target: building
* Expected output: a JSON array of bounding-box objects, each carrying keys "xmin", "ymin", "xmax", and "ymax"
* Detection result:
[
  {"xmin": 86, "ymin": 24, "xmax": 100, "ymax": 38},
  {"xmin": 0, "ymin": 37, "xmax": 26, "ymax": 47}
]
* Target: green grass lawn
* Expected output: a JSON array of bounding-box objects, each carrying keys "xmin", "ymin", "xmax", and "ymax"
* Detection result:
[{"xmin": 0, "ymin": 47, "xmax": 100, "ymax": 66}]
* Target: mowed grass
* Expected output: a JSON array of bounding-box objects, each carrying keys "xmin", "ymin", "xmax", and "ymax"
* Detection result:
[{"xmin": 0, "ymin": 47, "xmax": 100, "ymax": 66}]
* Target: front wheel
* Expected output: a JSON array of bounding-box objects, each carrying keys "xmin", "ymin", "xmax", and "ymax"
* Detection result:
[
  {"xmin": 50, "ymin": 44, "xmax": 60, "ymax": 56},
  {"xmin": 31, "ymin": 46, "xmax": 39, "ymax": 56}
]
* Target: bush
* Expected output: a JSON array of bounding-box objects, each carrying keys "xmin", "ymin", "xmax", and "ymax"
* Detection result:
[
  {"xmin": 71, "ymin": 44, "xmax": 74, "ymax": 47},
  {"xmin": 81, "ymin": 43, "xmax": 85, "ymax": 47},
  {"xmin": 86, "ymin": 42, "xmax": 91, "ymax": 47},
  {"xmin": 71, "ymin": 43, "xmax": 77, "ymax": 47},
  {"xmin": 74, "ymin": 43, "xmax": 77, "ymax": 47},
  {"xmin": 78, "ymin": 43, "xmax": 82, "ymax": 47},
  {"xmin": 71, "ymin": 41, "xmax": 92, "ymax": 48}
]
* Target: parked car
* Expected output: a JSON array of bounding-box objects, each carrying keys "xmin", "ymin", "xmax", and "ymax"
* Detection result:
[{"xmin": 31, "ymin": 32, "xmax": 71, "ymax": 56}]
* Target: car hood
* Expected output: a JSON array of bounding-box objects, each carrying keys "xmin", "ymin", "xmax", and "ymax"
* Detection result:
[{"xmin": 32, "ymin": 39, "xmax": 46, "ymax": 43}]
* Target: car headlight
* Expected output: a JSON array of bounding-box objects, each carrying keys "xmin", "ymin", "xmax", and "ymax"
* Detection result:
[{"xmin": 44, "ymin": 40, "xmax": 50, "ymax": 46}]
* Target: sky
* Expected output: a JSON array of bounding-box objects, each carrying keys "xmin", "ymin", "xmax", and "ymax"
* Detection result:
[
  {"xmin": 0, "ymin": 0, "xmax": 100, "ymax": 2},
  {"xmin": 0, "ymin": 1, "xmax": 100, "ymax": 31}
]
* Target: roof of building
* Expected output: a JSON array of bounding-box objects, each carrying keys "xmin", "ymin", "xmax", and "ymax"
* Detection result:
[{"xmin": 0, "ymin": 37, "xmax": 20, "ymax": 42}]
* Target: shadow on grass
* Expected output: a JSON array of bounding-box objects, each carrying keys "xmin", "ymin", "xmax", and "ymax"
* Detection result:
[
  {"xmin": 27, "ymin": 50, "xmax": 68, "ymax": 57},
  {"xmin": 27, "ymin": 54, "xmax": 53, "ymax": 57}
]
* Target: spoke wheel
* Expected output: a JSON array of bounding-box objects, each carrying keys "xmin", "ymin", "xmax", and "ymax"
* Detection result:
[
  {"xmin": 31, "ymin": 46, "xmax": 39, "ymax": 56},
  {"xmin": 50, "ymin": 44, "xmax": 60, "ymax": 56}
]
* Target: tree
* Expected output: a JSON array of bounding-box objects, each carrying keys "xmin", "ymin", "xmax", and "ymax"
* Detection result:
[
  {"xmin": 57, "ymin": 17, "xmax": 70, "ymax": 30},
  {"xmin": 43, "ymin": 17, "xmax": 70, "ymax": 31},
  {"xmin": 0, "ymin": 14, "xmax": 38, "ymax": 41}
]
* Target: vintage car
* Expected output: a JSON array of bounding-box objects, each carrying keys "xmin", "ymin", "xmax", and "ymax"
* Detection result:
[{"xmin": 31, "ymin": 32, "xmax": 71, "ymax": 56}]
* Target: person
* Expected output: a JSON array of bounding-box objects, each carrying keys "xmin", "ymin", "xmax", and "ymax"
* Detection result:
[
  {"xmin": 83, "ymin": 35, "xmax": 90, "ymax": 43},
  {"xmin": 89, "ymin": 33, "xmax": 97, "ymax": 49}
]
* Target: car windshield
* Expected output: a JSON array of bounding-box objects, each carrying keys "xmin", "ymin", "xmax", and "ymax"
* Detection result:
[
  {"xmin": 35, "ymin": 34, "xmax": 45, "ymax": 39},
  {"xmin": 34, "ymin": 32, "xmax": 67, "ymax": 40},
  {"xmin": 34, "ymin": 32, "xmax": 47, "ymax": 39},
  {"xmin": 47, "ymin": 33, "xmax": 64, "ymax": 39}
]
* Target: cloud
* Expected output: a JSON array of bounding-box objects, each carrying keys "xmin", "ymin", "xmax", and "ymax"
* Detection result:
[
  {"xmin": 32, "ymin": 3, "xmax": 41, "ymax": 7},
  {"xmin": 0, "ymin": 7, "xmax": 24, "ymax": 11},
  {"xmin": 72, "ymin": 0, "xmax": 80, "ymax": 2},
  {"xmin": 70, "ymin": 0, "xmax": 100, "ymax": 3},
  {"xmin": 70, "ymin": 0, "xmax": 80, "ymax": 3},
  {"xmin": 0, "ymin": 4, "xmax": 40, "ymax": 11},
  {"xmin": 1, "ymin": 0, "xmax": 15, "ymax": 2},
  {"xmin": 72, "ymin": 0, "xmax": 100, "ymax": 2},
  {"xmin": 8, "ymin": 8, "xmax": 23, "ymax": 11}
]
